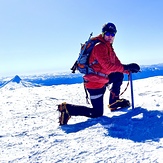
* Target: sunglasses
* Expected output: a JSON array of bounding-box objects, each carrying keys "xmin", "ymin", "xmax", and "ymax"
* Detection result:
[{"xmin": 104, "ymin": 32, "xmax": 115, "ymax": 37}]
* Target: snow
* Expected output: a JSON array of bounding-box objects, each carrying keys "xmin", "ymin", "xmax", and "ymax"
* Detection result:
[{"xmin": 0, "ymin": 76, "xmax": 163, "ymax": 162}]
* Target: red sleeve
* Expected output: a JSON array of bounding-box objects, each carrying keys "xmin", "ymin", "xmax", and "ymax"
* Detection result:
[{"xmin": 92, "ymin": 43, "xmax": 124, "ymax": 74}]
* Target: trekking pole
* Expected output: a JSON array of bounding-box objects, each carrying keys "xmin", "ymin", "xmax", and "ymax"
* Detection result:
[{"xmin": 129, "ymin": 72, "xmax": 134, "ymax": 109}]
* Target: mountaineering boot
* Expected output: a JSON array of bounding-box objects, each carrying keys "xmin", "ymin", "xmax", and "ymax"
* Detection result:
[
  {"xmin": 108, "ymin": 98, "xmax": 130, "ymax": 111},
  {"xmin": 57, "ymin": 102, "xmax": 71, "ymax": 125}
]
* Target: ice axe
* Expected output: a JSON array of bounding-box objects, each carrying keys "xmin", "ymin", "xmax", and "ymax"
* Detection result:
[
  {"xmin": 127, "ymin": 63, "xmax": 140, "ymax": 109},
  {"xmin": 129, "ymin": 72, "xmax": 134, "ymax": 109}
]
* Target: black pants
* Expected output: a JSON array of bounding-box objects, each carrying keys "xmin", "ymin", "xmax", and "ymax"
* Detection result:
[
  {"xmin": 66, "ymin": 86, "xmax": 106, "ymax": 118},
  {"xmin": 108, "ymin": 72, "xmax": 124, "ymax": 104},
  {"xmin": 66, "ymin": 72, "xmax": 123, "ymax": 118}
]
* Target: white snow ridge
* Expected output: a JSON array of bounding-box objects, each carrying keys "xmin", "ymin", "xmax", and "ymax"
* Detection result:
[
  {"xmin": 0, "ymin": 76, "xmax": 163, "ymax": 162},
  {"xmin": 0, "ymin": 75, "xmax": 38, "ymax": 90}
]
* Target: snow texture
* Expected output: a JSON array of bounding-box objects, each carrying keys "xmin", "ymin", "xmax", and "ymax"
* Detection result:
[{"xmin": 0, "ymin": 76, "xmax": 163, "ymax": 162}]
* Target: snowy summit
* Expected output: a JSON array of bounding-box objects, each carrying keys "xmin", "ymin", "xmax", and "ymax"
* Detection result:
[
  {"xmin": 12, "ymin": 75, "xmax": 21, "ymax": 83},
  {"xmin": 0, "ymin": 75, "xmax": 39, "ymax": 90},
  {"xmin": 0, "ymin": 74, "xmax": 163, "ymax": 162}
]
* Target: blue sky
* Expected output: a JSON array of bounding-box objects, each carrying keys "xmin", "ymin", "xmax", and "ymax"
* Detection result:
[{"xmin": 0, "ymin": 0, "xmax": 163, "ymax": 76}]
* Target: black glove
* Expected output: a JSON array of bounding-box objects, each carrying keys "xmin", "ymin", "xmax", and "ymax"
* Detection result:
[{"xmin": 123, "ymin": 63, "xmax": 140, "ymax": 73}]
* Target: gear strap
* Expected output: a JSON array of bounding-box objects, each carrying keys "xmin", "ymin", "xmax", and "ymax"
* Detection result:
[
  {"xmin": 83, "ymin": 82, "xmax": 90, "ymax": 104},
  {"xmin": 108, "ymin": 73, "xmax": 130, "ymax": 99},
  {"xmin": 83, "ymin": 74, "xmax": 130, "ymax": 105},
  {"xmin": 108, "ymin": 99, "xmax": 126, "ymax": 108}
]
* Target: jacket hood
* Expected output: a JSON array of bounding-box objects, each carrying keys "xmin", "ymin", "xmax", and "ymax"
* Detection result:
[
  {"xmin": 92, "ymin": 34, "xmax": 113, "ymax": 48},
  {"xmin": 94, "ymin": 34, "xmax": 113, "ymax": 45},
  {"xmin": 94, "ymin": 34, "xmax": 105, "ymax": 43}
]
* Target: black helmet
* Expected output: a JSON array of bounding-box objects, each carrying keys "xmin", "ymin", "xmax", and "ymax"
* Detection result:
[{"xmin": 102, "ymin": 22, "xmax": 117, "ymax": 34}]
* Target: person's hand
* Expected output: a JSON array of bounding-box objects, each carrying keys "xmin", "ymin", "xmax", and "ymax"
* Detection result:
[{"xmin": 123, "ymin": 63, "xmax": 140, "ymax": 73}]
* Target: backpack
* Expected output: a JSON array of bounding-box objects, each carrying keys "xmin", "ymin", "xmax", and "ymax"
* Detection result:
[{"xmin": 71, "ymin": 33, "xmax": 101, "ymax": 74}]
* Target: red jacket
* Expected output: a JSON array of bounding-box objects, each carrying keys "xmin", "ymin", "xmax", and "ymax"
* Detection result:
[{"xmin": 84, "ymin": 34, "xmax": 125, "ymax": 89}]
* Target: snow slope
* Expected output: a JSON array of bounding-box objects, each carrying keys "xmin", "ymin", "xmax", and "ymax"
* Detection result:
[{"xmin": 0, "ymin": 76, "xmax": 163, "ymax": 162}]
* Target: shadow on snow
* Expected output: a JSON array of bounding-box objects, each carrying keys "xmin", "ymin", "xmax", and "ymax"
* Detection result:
[{"xmin": 61, "ymin": 107, "xmax": 163, "ymax": 143}]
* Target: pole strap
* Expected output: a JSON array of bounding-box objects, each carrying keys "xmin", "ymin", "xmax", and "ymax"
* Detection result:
[{"xmin": 109, "ymin": 74, "xmax": 130, "ymax": 98}]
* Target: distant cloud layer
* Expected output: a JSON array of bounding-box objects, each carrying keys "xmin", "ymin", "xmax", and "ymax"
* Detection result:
[{"xmin": 0, "ymin": 64, "xmax": 163, "ymax": 87}]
